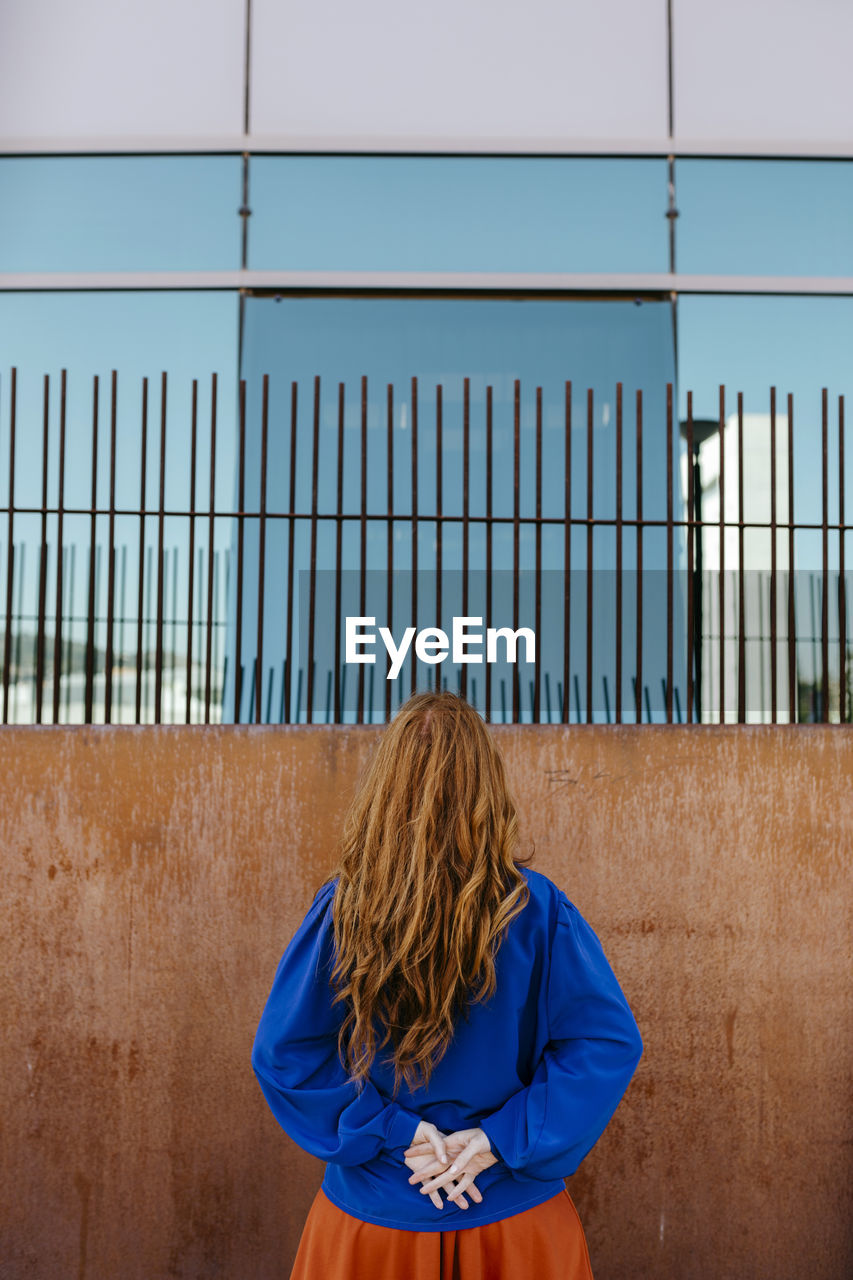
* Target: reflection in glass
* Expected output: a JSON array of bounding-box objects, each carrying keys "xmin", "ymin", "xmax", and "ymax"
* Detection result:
[
  {"xmin": 0, "ymin": 291, "xmax": 240, "ymax": 723},
  {"xmin": 676, "ymin": 159, "xmax": 853, "ymax": 277},
  {"xmin": 227, "ymin": 294, "xmax": 683, "ymax": 725},
  {"xmin": 249, "ymin": 156, "xmax": 669, "ymax": 273},
  {"xmin": 678, "ymin": 295, "xmax": 853, "ymax": 722},
  {"xmin": 0, "ymin": 156, "xmax": 243, "ymax": 272}
]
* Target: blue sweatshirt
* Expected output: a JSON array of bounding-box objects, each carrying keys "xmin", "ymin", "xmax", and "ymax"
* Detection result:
[{"xmin": 251, "ymin": 865, "xmax": 643, "ymax": 1231}]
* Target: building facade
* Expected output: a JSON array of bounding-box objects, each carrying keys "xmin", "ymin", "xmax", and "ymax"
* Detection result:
[{"xmin": 1, "ymin": 0, "xmax": 850, "ymax": 723}]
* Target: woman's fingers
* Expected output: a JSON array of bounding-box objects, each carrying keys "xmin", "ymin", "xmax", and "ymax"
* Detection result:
[
  {"xmin": 445, "ymin": 1138, "xmax": 479, "ymax": 1177},
  {"xmin": 430, "ymin": 1128, "xmax": 448, "ymax": 1165},
  {"xmin": 407, "ymin": 1158, "xmax": 446, "ymax": 1185},
  {"xmin": 406, "ymin": 1127, "xmax": 489, "ymax": 1209},
  {"xmin": 412, "ymin": 1121, "xmax": 448, "ymax": 1165},
  {"xmin": 407, "ymin": 1127, "xmax": 448, "ymax": 1163},
  {"xmin": 421, "ymin": 1179, "xmax": 467, "ymax": 1210},
  {"xmin": 420, "ymin": 1175, "xmax": 467, "ymax": 1210},
  {"xmin": 418, "ymin": 1145, "xmax": 477, "ymax": 1195},
  {"xmin": 446, "ymin": 1171, "xmax": 478, "ymax": 1206},
  {"xmin": 403, "ymin": 1148, "xmax": 436, "ymax": 1163},
  {"xmin": 404, "ymin": 1136, "xmax": 467, "ymax": 1159}
]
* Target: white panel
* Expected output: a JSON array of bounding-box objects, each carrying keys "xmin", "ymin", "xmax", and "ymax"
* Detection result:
[
  {"xmin": 251, "ymin": 0, "xmax": 668, "ymax": 143},
  {"xmin": 674, "ymin": 0, "xmax": 853, "ymax": 143},
  {"xmin": 0, "ymin": 0, "xmax": 245, "ymax": 139}
]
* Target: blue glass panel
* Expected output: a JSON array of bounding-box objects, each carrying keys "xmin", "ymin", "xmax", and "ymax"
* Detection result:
[
  {"xmin": 0, "ymin": 291, "xmax": 239, "ymax": 723},
  {"xmin": 248, "ymin": 157, "xmax": 669, "ymax": 273},
  {"xmin": 676, "ymin": 159, "xmax": 853, "ymax": 277},
  {"xmin": 678, "ymin": 295, "xmax": 853, "ymax": 525},
  {"xmin": 677, "ymin": 296, "xmax": 853, "ymax": 722},
  {"xmin": 226, "ymin": 295, "xmax": 682, "ymax": 724},
  {"xmin": 0, "ymin": 157, "xmax": 243, "ymax": 272}
]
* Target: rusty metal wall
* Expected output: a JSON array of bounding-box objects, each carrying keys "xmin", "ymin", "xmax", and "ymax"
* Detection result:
[{"xmin": 1, "ymin": 725, "xmax": 851, "ymax": 1279}]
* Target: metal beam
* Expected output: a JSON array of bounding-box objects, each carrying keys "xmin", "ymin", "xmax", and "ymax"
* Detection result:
[
  {"xmin": 2, "ymin": 135, "xmax": 853, "ymax": 159},
  {"xmin": 2, "ymin": 270, "xmax": 853, "ymax": 294}
]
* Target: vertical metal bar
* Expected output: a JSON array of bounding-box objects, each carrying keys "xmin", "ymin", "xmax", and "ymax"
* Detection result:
[
  {"xmin": 787, "ymin": 393, "xmax": 796, "ymax": 721},
  {"xmin": 142, "ymin": 516, "xmax": 152, "ymax": 720},
  {"xmin": 13, "ymin": 543, "xmax": 25, "ymax": 722},
  {"xmin": 196, "ymin": 544, "xmax": 204, "ymax": 713},
  {"xmin": 636, "ymin": 390, "xmax": 643, "ymax": 723},
  {"xmin": 2, "ymin": 367, "xmax": 15, "ymax": 723},
  {"xmin": 770, "ymin": 386, "xmax": 778, "ymax": 724},
  {"xmin": 255, "ymin": 373, "xmax": 270, "ymax": 725},
  {"xmin": 154, "ymin": 371, "xmax": 167, "ymax": 725},
  {"xmin": 307, "ymin": 374, "xmax": 321, "ymax": 725},
  {"xmin": 335, "ymin": 382, "xmax": 345, "ymax": 724},
  {"xmin": 615, "ymin": 382, "xmax": 623, "ymax": 724},
  {"xmin": 185, "ymin": 379, "xmax": 198, "ymax": 724},
  {"xmin": 838, "ymin": 395, "xmax": 847, "ymax": 724},
  {"xmin": 410, "ymin": 376, "xmax": 419, "ymax": 699},
  {"xmin": 84, "ymin": 375, "xmax": 99, "ymax": 725},
  {"xmin": 117, "ymin": 542, "xmax": 126, "ymax": 723},
  {"xmin": 234, "ymin": 379, "xmax": 246, "ymax": 723},
  {"xmin": 204, "ymin": 373, "xmax": 217, "ymax": 723},
  {"xmin": 215, "ymin": 549, "xmax": 223, "ymax": 717},
  {"xmin": 586, "ymin": 387, "xmax": 594, "ymax": 724},
  {"xmin": 562, "ymin": 381, "xmax": 572, "ymax": 724},
  {"xmin": 284, "ymin": 382, "xmax": 297, "ymax": 724},
  {"xmin": 821, "ymin": 387, "xmax": 829, "ymax": 722},
  {"xmin": 135, "ymin": 378, "xmax": 147, "ymax": 723},
  {"xmin": 65, "ymin": 544, "xmax": 75, "ymax": 721},
  {"xmin": 513, "ymin": 379, "xmax": 521, "ymax": 722},
  {"xmin": 384, "ymin": 382, "xmax": 394, "ymax": 721},
  {"xmin": 666, "ymin": 382, "xmax": 674, "ymax": 723},
  {"xmin": 809, "ymin": 571, "xmax": 819, "ymax": 719},
  {"xmin": 35, "ymin": 374, "xmax": 50, "ymax": 724},
  {"xmin": 461, "ymin": 376, "xmax": 470, "ymax": 701},
  {"xmin": 104, "ymin": 370, "xmax": 118, "ymax": 723},
  {"xmin": 485, "ymin": 384, "xmax": 493, "ymax": 721},
  {"xmin": 169, "ymin": 545, "xmax": 177, "ymax": 722},
  {"xmin": 52, "ymin": 369, "xmax": 67, "ymax": 723},
  {"xmin": 435, "ymin": 384, "xmax": 443, "ymax": 696},
  {"xmin": 737, "ymin": 390, "xmax": 746, "ymax": 723},
  {"xmin": 718, "ymin": 384, "xmax": 725, "ymax": 725},
  {"xmin": 686, "ymin": 390, "xmax": 695, "ymax": 723},
  {"xmin": 355, "ymin": 376, "xmax": 367, "ymax": 722},
  {"xmin": 534, "ymin": 385, "xmax": 542, "ymax": 722}
]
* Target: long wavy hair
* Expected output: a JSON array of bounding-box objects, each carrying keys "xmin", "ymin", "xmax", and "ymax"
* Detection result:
[{"xmin": 325, "ymin": 690, "xmax": 531, "ymax": 1097}]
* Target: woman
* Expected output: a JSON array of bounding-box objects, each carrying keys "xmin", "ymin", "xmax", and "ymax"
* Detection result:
[{"xmin": 252, "ymin": 691, "xmax": 643, "ymax": 1278}]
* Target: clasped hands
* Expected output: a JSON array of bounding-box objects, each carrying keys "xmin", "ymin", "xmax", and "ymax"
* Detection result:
[{"xmin": 404, "ymin": 1121, "xmax": 497, "ymax": 1211}]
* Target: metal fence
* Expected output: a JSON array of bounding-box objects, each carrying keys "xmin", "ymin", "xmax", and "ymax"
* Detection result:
[{"xmin": 0, "ymin": 367, "xmax": 849, "ymax": 725}]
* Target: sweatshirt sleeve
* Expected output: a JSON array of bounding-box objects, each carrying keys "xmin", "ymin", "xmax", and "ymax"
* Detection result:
[
  {"xmin": 479, "ymin": 892, "xmax": 643, "ymax": 1182},
  {"xmin": 251, "ymin": 881, "xmax": 422, "ymax": 1166}
]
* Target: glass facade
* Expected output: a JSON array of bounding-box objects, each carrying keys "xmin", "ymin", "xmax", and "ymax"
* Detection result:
[
  {"xmin": 248, "ymin": 157, "xmax": 670, "ymax": 273},
  {"xmin": 0, "ymin": 291, "xmax": 240, "ymax": 723},
  {"xmin": 1, "ymin": 155, "xmax": 851, "ymax": 724},
  {"xmin": 0, "ymin": 157, "xmax": 243, "ymax": 273},
  {"xmin": 227, "ymin": 295, "xmax": 682, "ymax": 723},
  {"xmin": 676, "ymin": 160, "xmax": 853, "ymax": 278}
]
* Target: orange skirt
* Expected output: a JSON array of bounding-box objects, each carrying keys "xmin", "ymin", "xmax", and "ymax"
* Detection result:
[{"xmin": 289, "ymin": 1186, "xmax": 594, "ymax": 1279}]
